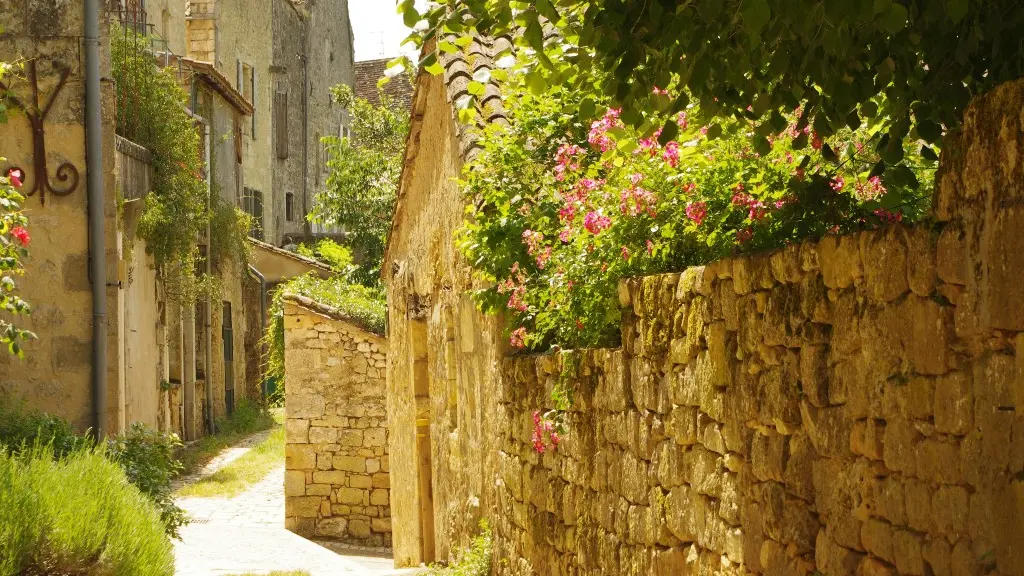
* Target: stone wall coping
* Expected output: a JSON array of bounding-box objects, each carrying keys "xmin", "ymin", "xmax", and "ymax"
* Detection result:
[
  {"xmin": 115, "ymin": 135, "xmax": 152, "ymax": 163},
  {"xmin": 283, "ymin": 294, "xmax": 387, "ymax": 340}
]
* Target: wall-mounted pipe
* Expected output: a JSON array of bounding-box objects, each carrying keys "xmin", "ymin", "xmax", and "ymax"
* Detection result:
[
  {"xmin": 301, "ymin": 51, "xmax": 310, "ymax": 236},
  {"xmin": 85, "ymin": 0, "xmax": 107, "ymax": 438},
  {"xmin": 246, "ymin": 265, "xmax": 267, "ymax": 400},
  {"xmin": 204, "ymin": 123, "xmax": 215, "ymax": 435}
]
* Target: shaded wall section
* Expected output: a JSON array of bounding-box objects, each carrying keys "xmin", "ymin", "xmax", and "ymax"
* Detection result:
[{"xmin": 284, "ymin": 297, "xmax": 391, "ymax": 548}]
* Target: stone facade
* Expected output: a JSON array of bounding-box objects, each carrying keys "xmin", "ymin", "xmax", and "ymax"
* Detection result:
[
  {"xmin": 385, "ymin": 45, "xmax": 1024, "ymax": 575},
  {"xmin": 283, "ymin": 297, "xmax": 391, "ymax": 548}
]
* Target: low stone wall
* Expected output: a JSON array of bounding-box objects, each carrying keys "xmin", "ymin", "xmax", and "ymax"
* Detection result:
[
  {"xmin": 283, "ymin": 296, "xmax": 392, "ymax": 548},
  {"xmin": 489, "ymin": 82, "xmax": 1024, "ymax": 576}
]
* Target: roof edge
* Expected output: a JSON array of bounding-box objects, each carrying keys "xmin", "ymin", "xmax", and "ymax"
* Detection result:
[{"xmin": 282, "ymin": 293, "xmax": 386, "ymax": 338}]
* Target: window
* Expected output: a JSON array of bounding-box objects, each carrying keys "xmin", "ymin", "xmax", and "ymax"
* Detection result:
[
  {"xmin": 236, "ymin": 61, "xmax": 257, "ymax": 136},
  {"xmin": 285, "ymin": 192, "xmax": 295, "ymax": 222},
  {"xmin": 241, "ymin": 188, "xmax": 264, "ymax": 240},
  {"xmin": 234, "ymin": 116, "xmax": 243, "ymax": 164},
  {"xmin": 222, "ymin": 301, "xmax": 235, "ymax": 416},
  {"xmin": 274, "ymin": 90, "xmax": 288, "ymax": 159}
]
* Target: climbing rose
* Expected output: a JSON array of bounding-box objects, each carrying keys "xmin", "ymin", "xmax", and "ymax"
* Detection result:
[
  {"xmin": 662, "ymin": 141, "xmax": 681, "ymax": 168},
  {"xmin": 685, "ymin": 201, "xmax": 708, "ymax": 226},
  {"xmin": 621, "ymin": 246, "xmax": 630, "ymax": 260},
  {"xmin": 830, "ymin": 175, "xmax": 845, "ymax": 191},
  {"xmin": 10, "ymin": 226, "xmax": 29, "ymax": 246},
  {"xmin": 6, "ymin": 168, "xmax": 23, "ymax": 188},
  {"xmin": 583, "ymin": 211, "xmax": 611, "ymax": 235},
  {"xmin": 510, "ymin": 327, "xmax": 527, "ymax": 349}
]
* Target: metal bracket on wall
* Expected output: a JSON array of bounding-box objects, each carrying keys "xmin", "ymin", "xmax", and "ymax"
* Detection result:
[{"xmin": 0, "ymin": 60, "xmax": 81, "ymax": 205}]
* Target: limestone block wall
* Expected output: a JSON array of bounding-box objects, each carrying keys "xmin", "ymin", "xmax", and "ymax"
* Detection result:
[
  {"xmin": 488, "ymin": 79, "xmax": 1024, "ymax": 576},
  {"xmin": 283, "ymin": 297, "xmax": 391, "ymax": 548}
]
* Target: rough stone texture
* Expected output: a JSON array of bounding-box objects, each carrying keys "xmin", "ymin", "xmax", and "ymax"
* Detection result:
[
  {"xmin": 283, "ymin": 299, "xmax": 391, "ymax": 548},
  {"xmin": 384, "ymin": 75, "xmax": 1024, "ymax": 574}
]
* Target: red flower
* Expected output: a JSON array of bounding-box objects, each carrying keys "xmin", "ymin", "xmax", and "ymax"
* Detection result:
[
  {"xmin": 6, "ymin": 168, "xmax": 23, "ymax": 188},
  {"xmin": 10, "ymin": 226, "xmax": 29, "ymax": 246}
]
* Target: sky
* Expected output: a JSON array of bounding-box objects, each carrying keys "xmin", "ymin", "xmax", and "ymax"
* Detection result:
[{"xmin": 348, "ymin": 0, "xmax": 419, "ymax": 61}]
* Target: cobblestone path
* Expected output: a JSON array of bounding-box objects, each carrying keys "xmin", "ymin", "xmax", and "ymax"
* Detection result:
[{"xmin": 174, "ymin": 433, "xmax": 416, "ymax": 576}]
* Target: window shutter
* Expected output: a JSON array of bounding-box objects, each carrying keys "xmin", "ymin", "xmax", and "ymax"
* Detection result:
[
  {"xmin": 251, "ymin": 70, "xmax": 257, "ymax": 137},
  {"xmin": 236, "ymin": 59, "xmax": 242, "ymax": 90},
  {"xmin": 275, "ymin": 90, "xmax": 288, "ymax": 159}
]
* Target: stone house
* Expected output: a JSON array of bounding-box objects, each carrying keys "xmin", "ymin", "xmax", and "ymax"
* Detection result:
[
  {"xmin": 384, "ymin": 36, "xmax": 1024, "ymax": 576},
  {"xmin": 382, "ymin": 36, "xmax": 510, "ymax": 567}
]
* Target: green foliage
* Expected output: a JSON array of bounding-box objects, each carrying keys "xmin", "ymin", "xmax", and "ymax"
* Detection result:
[
  {"xmin": 295, "ymin": 238, "xmax": 357, "ymax": 275},
  {"xmin": 261, "ymin": 274, "xmax": 386, "ymax": 404},
  {"xmin": 0, "ymin": 445, "xmax": 174, "ymax": 576},
  {"xmin": 400, "ymin": 0, "xmax": 1024, "ymax": 173},
  {"xmin": 175, "ymin": 400, "xmax": 277, "ymax": 476},
  {"xmin": 0, "ymin": 65, "xmax": 34, "ymax": 357},
  {"xmin": 426, "ymin": 522, "xmax": 492, "ymax": 576},
  {"xmin": 0, "ymin": 398, "xmax": 187, "ymax": 538},
  {"xmin": 210, "ymin": 195, "xmax": 254, "ymax": 274},
  {"xmin": 311, "ymin": 84, "xmax": 409, "ymax": 284},
  {"xmin": 460, "ymin": 77, "xmax": 933, "ymax": 350},
  {"xmin": 106, "ymin": 423, "xmax": 187, "ymax": 539}
]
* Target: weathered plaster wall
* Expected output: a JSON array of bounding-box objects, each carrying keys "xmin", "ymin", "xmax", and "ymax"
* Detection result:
[
  {"xmin": 0, "ymin": 2, "xmax": 122, "ymax": 432},
  {"xmin": 283, "ymin": 298, "xmax": 391, "ymax": 548},
  {"xmin": 385, "ymin": 72, "xmax": 504, "ymax": 567}
]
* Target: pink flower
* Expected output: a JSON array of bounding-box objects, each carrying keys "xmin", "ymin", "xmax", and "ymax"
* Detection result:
[
  {"xmin": 621, "ymin": 246, "xmax": 630, "ymax": 260},
  {"xmin": 646, "ymin": 240, "xmax": 654, "ymax": 255},
  {"xmin": 811, "ymin": 132, "xmax": 823, "ymax": 150},
  {"xmin": 652, "ymin": 86, "xmax": 670, "ymax": 96},
  {"xmin": 681, "ymin": 182, "xmax": 697, "ymax": 195},
  {"xmin": 874, "ymin": 208, "xmax": 903, "ymax": 223},
  {"xmin": 559, "ymin": 228, "xmax": 572, "ymax": 243},
  {"xmin": 553, "ymin": 143, "xmax": 585, "ymax": 181},
  {"xmin": 10, "ymin": 226, "xmax": 29, "ymax": 246},
  {"xmin": 510, "ymin": 327, "xmax": 528, "ymax": 349},
  {"xmin": 583, "ymin": 211, "xmax": 611, "ymax": 234},
  {"xmin": 830, "ymin": 175, "xmax": 845, "ymax": 191},
  {"xmin": 6, "ymin": 168, "xmax": 23, "ymax": 188},
  {"xmin": 855, "ymin": 176, "xmax": 887, "ymax": 201},
  {"xmin": 737, "ymin": 227, "xmax": 754, "ymax": 244},
  {"xmin": 685, "ymin": 201, "xmax": 707, "ymax": 226},
  {"xmin": 662, "ymin": 141, "xmax": 681, "ymax": 168},
  {"xmin": 675, "ymin": 111, "xmax": 688, "ymax": 128},
  {"xmin": 588, "ymin": 108, "xmax": 622, "ymax": 152}
]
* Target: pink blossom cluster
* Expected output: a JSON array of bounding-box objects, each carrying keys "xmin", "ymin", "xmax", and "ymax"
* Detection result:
[
  {"xmin": 522, "ymin": 229, "xmax": 552, "ymax": 269},
  {"xmin": 498, "ymin": 262, "xmax": 529, "ymax": 312},
  {"xmin": 663, "ymin": 141, "xmax": 681, "ymax": 168},
  {"xmin": 874, "ymin": 208, "xmax": 903, "ymax": 223},
  {"xmin": 830, "ymin": 175, "xmax": 845, "ymax": 191},
  {"xmin": 588, "ymin": 108, "xmax": 622, "ymax": 152},
  {"xmin": 553, "ymin": 143, "xmax": 585, "ymax": 181},
  {"xmin": 855, "ymin": 176, "xmax": 887, "ymax": 201},
  {"xmin": 685, "ymin": 201, "xmax": 708, "ymax": 226},
  {"xmin": 619, "ymin": 173, "xmax": 657, "ymax": 217},
  {"xmin": 730, "ymin": 184, "xmax": 769, "ymax": 221},
  {"xmin": 510, "ymin": 326, "xmax": 528, "ymax": 349},
  {"xmin": 584, "ymin": 211, "xmax": 611, "ymax": 234},
  {"xmin": 638, "ymin": 128, "xmax": 663, "ymax": 157},
  {"xmin": 532, "ymin": 410, "xmax": 560, "ymax": 453}
]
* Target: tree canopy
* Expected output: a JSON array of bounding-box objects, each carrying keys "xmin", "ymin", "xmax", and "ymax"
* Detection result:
[{"xmin": 397, "ymin": 0, "xmax": 1024, "ymax": 165}]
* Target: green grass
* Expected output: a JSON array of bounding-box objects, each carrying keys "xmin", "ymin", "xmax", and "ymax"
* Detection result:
[
  {"xmin": 0, "ymin": 446, "xmax": 174, "ymax": 576},
  {"xmin": 426, "ymin": 523, "xmax": 492, "ymax": 576},
  {"xmin": 177, "ymin": 401, "xmax": 278, "ymax": 477},
  {"xmin": 175, "ymin": 423, "xmax": 284, "ymax": 498}
]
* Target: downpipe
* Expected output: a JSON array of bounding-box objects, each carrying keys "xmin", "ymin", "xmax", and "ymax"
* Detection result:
[
  {"xmin": 204, "ymin": 123, "xmax": 215, "ymax": 435},
  {"xmin": 85, "ymin": 0, "xmax": 107, "ymax": 438},
  {"xmin": 246, "ymin": 265, "xmax": 267, "ymax": 400}
]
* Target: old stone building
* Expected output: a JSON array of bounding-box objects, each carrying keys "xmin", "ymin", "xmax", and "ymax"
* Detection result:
[
  {"xmin": 282, "ymin": 295, "xmax": 391, "ymax": 548},
  {"xmin": 384, "ymin": 37, "xmax": 1024, "ymax": 576}
]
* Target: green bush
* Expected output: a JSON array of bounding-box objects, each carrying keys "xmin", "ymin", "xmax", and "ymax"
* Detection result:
[
  {"xmin": 106, "ymin": 423, "xmax": 187, "ymax": 538},
  {"xmin": 215, "ymin": 398, "xmax": 276, "ymax": 435},
  {"xmin": 0, "ymin": 398, "xmax": 188, "ymax": 538},
  {"xmin": 427, "ymin": 523, "xmax": 492, "ymax": 576},
  {"xmin": 0, "ymin": 446, "xmax": 174, "ymax": 576}
]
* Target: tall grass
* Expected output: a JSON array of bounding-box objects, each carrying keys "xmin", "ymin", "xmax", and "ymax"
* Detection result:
[{"xmin": 0, "ymin": 445, "xmax": 174, "ymax": 576}]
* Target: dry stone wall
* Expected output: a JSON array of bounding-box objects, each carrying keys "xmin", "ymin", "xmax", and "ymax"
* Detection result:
[
  {"xmin": 283, "ymin": 297, "xmax": 392, "ymax": 548},
  {"xmin": 488, "ymin": 80, "xmax": 1024, "ymax": 576}
]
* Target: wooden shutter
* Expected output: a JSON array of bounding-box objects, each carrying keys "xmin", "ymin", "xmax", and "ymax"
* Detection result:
[
  {"xmin": 251, "ymin": 70, "xmax": 257, "ymax": 136},
  {"xmin": 275, "ymin": 90, "xmax": 288, "ymax": 159}
]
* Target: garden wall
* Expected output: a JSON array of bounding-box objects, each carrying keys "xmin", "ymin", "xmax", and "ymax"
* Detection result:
[
  {"xmin": 488, "ymin": 80, "xmax": 1024, "ymax": 575},
  {"xmin": 283, "ymin": 296, "xmax": 392, "ymax": 548}
]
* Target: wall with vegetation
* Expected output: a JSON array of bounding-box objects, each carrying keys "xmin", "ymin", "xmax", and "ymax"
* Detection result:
[
  {"xmin": 0, "ymin": 2, "xmax": 123, "ymax": 431},
  {"xmin": 485, "ymin": 79, "xmax": 1024, "ymax": 576},
  {"xmin": 283, "ymin": 298, "xmax": 391, "ymax": 548}
]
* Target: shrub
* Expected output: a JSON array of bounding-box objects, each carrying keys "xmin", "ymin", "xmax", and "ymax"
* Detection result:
[
  {"xmin": 215, "ymin": 398, "xmax": 276, "ymax": 435},
  {"xmin": 106, "ymin": 423, "xmax": 187, "ymax": 538},
  {"xmin": 427, "ymin": 523, "xmax": 492, "ymax": 576},
  {"xmin": 460, "ymin": 78, "xmax": 934, "ymax": 351},
  {"xmin": 0, "ymin": 445, "xmax": 174, "ymax": 576},
  {"xmin": 0, "ymin": 398, "xmax": 89, "ymax": 459}
]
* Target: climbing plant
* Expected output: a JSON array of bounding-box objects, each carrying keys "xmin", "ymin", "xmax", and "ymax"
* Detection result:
[
  {"xmin": 0, "ymin": 166, "xmax": 33, "ymax": 357},
  {"xmin": 311, "ymin": 85, "xmax": 409, "ymax": 286},
  {"xmin": 396, "ymin": 0, "xmax": 1024, "ymax": 173}
]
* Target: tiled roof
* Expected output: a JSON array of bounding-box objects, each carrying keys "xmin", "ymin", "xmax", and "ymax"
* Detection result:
[
  {"xmin": 354, "ymin": 58, "xmax": 414, "ymax": 112},
  {"xmin": 437, "ymin": 34, "xmax": 511, "ymax": 162}
]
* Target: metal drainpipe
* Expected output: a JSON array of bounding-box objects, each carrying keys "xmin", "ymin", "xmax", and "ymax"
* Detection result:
[
  {"xmin": 85, "ymin": 0, "xmax": 107, "ymax": 438},
  {"xmin": 246, "ymin": 265, "xmax": 267, "ymax": 400},
  {"xmin": 204, "ymin": 123, "xmax": 215, "ymax": 435}
]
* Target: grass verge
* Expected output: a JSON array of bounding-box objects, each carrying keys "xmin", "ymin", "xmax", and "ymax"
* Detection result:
[
  {"xmin": 177, "ymin": 401, "xmax": 279, "ymax": 477},
  {"xmin": 175, "ymin": 423, "xmax": 284, "ymax": 498},
  {"xmin": 226, "ymin": 573, "xmax": 311, "ymax": 576}
]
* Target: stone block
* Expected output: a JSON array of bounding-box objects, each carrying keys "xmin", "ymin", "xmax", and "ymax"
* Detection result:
[
  {"xmin": 285, "ymin": 470, "xmax": 306, "ymax": 496},
  {"xmin": 917, "ymin": 438, "xmax": 962, "ymax": 484},
  {"xmin": 286, "ymin": 444, "xmax": 317, "ymax": 470},
  {"xmin": 371, "ymin": 517, "xmax": 392, "ymax": 533},
  {"xmin": 315, "ymin": 517, "xmax": 348, "ymax": 538},
  {"xmin": 337, "ymin": 487, "xmax": 365, "ymax": 505},
  {"xmin": 285, "ymin": 419, "xmax": 310, "ymax": 444},
  {"xmin": 364, "ymin": 427, "xmax": 386, "ymax": 447},
  {"xmin": 665, "ymin": 486, "xmax": 698, "ymax": 543},
  {"xmin": 288, "ymin": 393, "xmax": 326, "ymax": 419},
  {"xmin": 306, "ymin": 483, "xmax": 331, "ymax": 496},
  {"xmin": 350, "ymin": 474, "xmax": 372, "ymax": 489},
  {"xmin": 308, "ymin": 426, "xmax": 337, "ymax": 444},
  {"xmin": 820, "ymin": 234, "xmax": 863, "ymax": 289},
  {"xmin": 985, "ymin": 205, "xmax": 1024, "ymax": 330},
  {"xmin": 333, "ymin": 455, "xmax": 366, "ymax": 472},
  {"xmin": 653, "ymin": 545, "xmax": 696, "ymax": 576},
  {"xmin": 861, "ymin": 226, "xmax": 909, "ymax": 302},
  {"xmin": 882, "ymin": 417, "xmax": 921, "ymax": 476},
  {"xmin": 751, "ymin": 430, "xmax": 786, "ymax": 482},
  {"xmin": 922, "ymin": 538, "xmax": 952, "ymax": 576},
  {"xmin": 903, "ymin": 226, "xmax": 937, "ymax": 296},
  {"xmin": 934, "ymin": 371, "xmax": 972, "ymax": 435},
  {"xmin": 349, "ymin": 518, "xmax": 371, "ymax": 538},
  {"xmin": 932, "ymin": 484, "xmax": 968, "ymax": 540},
  {"xmin": 860, "ymin": 518, "xmax": 895, "ymax": 564},
  {"xmin": 286, "ymin": 496, "xmax": 321, "ymax": 518},
  {"xmin": 370, "ymin": 488, "xmax": 389, "ymax": 506},
  {"xmin": 312, "ymin": 470, "xmax": 347, "ymax": 485},
  {"xmin": 372, "ymin": 473, "xmax": 390, "ymax": 488},
  {"xmin": 816, "ymin": 529, "xmax": 864, "ymax": 576}
]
